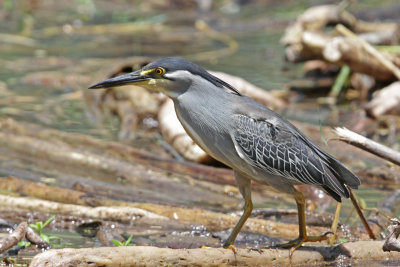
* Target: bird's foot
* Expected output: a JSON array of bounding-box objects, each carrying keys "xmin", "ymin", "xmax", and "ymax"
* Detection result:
[
  {"xmin": 277, "ymin": 231, "xmax": 332, "ymax": 257},
  {"xmin": 223, "ymin": 244, "xmax": 237, "ymax": 254}
]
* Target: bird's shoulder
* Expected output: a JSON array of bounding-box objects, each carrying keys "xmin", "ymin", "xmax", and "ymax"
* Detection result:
[{"xmin": 231, "ymin": 96, "xmax": 299, "ymax": 140}]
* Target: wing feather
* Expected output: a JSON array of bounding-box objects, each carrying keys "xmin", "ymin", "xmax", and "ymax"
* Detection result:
[{"xmin": 231, "ymin": 114, "xmax": 350, "ymax": 201}]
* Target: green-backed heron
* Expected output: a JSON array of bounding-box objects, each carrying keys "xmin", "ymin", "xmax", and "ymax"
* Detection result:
[{"xmin": 89, "ymin": 57, "xmax": 361, "ymax": 254}]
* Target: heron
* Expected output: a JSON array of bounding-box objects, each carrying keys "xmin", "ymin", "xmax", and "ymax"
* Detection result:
[{"xmin": 89, "ymin": 57, "xmax": 360, "ymax": 255}]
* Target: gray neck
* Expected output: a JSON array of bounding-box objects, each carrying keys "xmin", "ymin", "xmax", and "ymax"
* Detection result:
[{"xmin": 173, "ymin": 75, "xmax": 239, "ymax": 166}]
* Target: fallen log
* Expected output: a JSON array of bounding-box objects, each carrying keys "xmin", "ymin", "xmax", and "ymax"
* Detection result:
[
  {"xmin": 0, "ymin": 176, "xmax": 105, "ymax": 207},
  {"xmin": 0, "ymin": 191, "xmax": 331, "ymax": 240},
  {"xmin": 29, "ymin": 241, "xmax": 400, "ymax": 267},
  {"xmin": 0, "ymin": 195, "xmax": 168, "ymax": 223}
]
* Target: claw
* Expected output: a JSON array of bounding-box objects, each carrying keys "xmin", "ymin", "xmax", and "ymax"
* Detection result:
[
  {"xmin": 278, "ymin": 231, "xmax": 332, "ymax": 257},
  {"xmin": 224, "ymin": 244, "xmax": 237, "ymax": 255}
]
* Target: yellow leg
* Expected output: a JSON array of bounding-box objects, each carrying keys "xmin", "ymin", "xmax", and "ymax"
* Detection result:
[
  {"xmin": 278, "ymin": 191, "xmax": 331, "ymax": 257},
  {"xmin": 223, "ymin": 198, "xmax": 253, "ymax": 248},
  {"xmin": 329, "ymin": 202, "xmax": 342, "ymax": 245},
  {"xmin": 224, "ymin": 174, "xmax": 252, "ymax": 248}
]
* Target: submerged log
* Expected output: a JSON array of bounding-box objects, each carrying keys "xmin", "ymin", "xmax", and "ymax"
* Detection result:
[{"xmin": 30, "ymin": 241, "xmax": 400, "ymax": 267}]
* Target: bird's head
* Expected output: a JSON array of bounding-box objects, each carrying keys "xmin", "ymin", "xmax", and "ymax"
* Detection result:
[{"xmin": 89, "ymin": 57, "xmax": 240, "ymax": 98}]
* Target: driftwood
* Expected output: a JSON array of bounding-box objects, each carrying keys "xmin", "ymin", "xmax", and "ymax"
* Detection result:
[
  {"xmin": 30, "ymin": 241, "xmax": 400, "ymax": 267},
  {"xmin": 0, "ymin": 222, "xmax": 28, "ymax": 253},
  {"xmin": 365, "ymin": 81, "xmax": 400, "ymax": 118},
  {"xmin": 383, "ymin": 219, "xmax": 400, "ymax": 252},
  {"xmin": 368, "ymin": 189, "xmax": 400, "ymax": 237},
  {"xmin": 282, "ymin": 4, "xmax": 400, "ymax": 83},
  {"xmin": 0, "ymin": 117, "xmax": 238, "ymax": 209},
  {"xmin": 281, "ymin": 4, "xmax": 399, "ymax": 47},
  {"xmin": 0, "ymin": 222, "xmax": 49, "ymax": 253},
  {"xmin": 336, "ymin": 24, "xmax": 400, "ymax": 80},
  {"xmin": 333, "ymin": 127, "xmax": 400, "ymax": 166},
  {"xmin": 0, "ymin": 182, "xmax": 332, "ymax": 240},
  {"xmin": 0, "ymin": 176, "xmax": 106, "ymax": 207},
  {"xmin": 285, "ymin": 31, "xmax": 399, "ymax": 81},
  {"xmin": 0, "ymin": 195, "xmax": 168, "ymax": 223}
]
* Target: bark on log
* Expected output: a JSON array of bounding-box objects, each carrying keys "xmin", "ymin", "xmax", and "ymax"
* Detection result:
[
  {"xmin": 30, "ymin": 241, "xmax": 400, "ymax": 267},
  {"xmin": 29, "ymin": 246, "xmax": 323, "ymax": 267}
]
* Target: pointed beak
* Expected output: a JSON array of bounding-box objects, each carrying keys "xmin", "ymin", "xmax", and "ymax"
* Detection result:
[{"xmin": 88, "ymin": 70, "xmax": 151, "ymax": 89}]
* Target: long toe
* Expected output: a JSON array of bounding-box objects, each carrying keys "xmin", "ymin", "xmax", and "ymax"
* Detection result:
[{"xmin": 277, "ymin": 231, "xmax": 332, "ymax": 257}]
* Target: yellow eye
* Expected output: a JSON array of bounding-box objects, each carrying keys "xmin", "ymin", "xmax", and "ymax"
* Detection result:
[{"xmin": 155, "ymin": 67, "xmax": 165, "ymax": 75}]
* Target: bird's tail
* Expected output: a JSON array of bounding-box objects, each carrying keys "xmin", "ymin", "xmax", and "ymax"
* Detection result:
[
  {"xmin": 319, "ymin": 153, "xmax": 361, "ymax": 202},
  {"xmin": 326, "ymin": 156, "xmax": 361, "ymax": 189}
]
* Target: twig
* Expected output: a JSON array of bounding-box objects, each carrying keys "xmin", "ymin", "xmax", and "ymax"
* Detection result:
[
  {"xmin": 333, "ymin": 127, "xmax": 400, "ymax": 166},
  {"xmin": 336, "ymin": 24, "xmax": 400, "ymax": 80},
  {"xmin": 25, "ymin": 226, "xmax": 50, "ymax": 249},
  {"xmin": 349, "ymin": 188, "xmax": 376, "ymax": 240},
  {"xmin": 0, "ymin": 222, "xmax": 27, "ymax": 253}
]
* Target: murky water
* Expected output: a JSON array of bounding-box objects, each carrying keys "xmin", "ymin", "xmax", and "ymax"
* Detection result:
[{"xmin": 0, "ymin": 0, "xmax": 399, "ymax": 265}]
